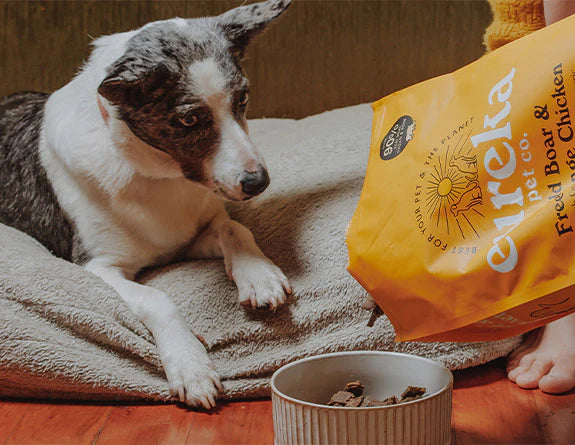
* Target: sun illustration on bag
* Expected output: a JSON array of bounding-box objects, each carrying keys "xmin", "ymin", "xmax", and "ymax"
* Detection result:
[{"xmin": 425, "ymin": 129, "xmax": 484, "ymax": 239}]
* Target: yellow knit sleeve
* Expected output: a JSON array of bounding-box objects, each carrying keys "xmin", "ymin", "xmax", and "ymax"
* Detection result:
[{"xmin": 484, "ymin": 0, "xmax": 546, "ymax": 51}]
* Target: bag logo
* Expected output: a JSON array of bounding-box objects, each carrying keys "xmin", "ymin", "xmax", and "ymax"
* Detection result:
[
  {"xmin": 415, "ymin": 123, "xmax": 485, "ymax": 243},
  {"xmin": 380, "ymin": 115, "xmax": 415, "ymax": 160}
]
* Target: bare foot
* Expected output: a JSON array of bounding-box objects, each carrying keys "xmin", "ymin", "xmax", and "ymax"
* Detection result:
[{"xmin": 507, "ymin": 314, "xmax": 575, "ymax": 393}]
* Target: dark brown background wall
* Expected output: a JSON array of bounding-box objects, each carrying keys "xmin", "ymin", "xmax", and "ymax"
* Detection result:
[{"xmin": 0, "ymin": 0, "xmax": 492, "ymax": 118}]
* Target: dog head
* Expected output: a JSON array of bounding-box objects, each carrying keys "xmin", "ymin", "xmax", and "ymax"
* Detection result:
[{"xmin": 97, "ymin": 0, "xmax": 292, "ymax": 201}]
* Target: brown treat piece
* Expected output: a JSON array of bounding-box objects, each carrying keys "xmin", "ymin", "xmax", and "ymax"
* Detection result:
[
  {"xmin": 401, "ymin": 395, "xmax": 424, "ymax": 403},
  {"xmin": 366, "ymin": 305, "xmax": 384, "ymax": 327},
  {"xmin": 344, "ymin": 381, "xmax": 365, "ymax": 397},
  {"xmin": 381, "ymin": 395, "xmax": 399, "ymax": 405},
  {"xmin": 401, "ymin": 386, "xmax": 426, "ymax": 400},
  {"xmin": 327, "ymin": 391, "xmax": 354, "ymax": 406},
  {"xmin": 345, "ymin": 396, "xmax": 364, "ymax": 407},
  {"xmin": 359, "ymin": 396, "xmax": 383, "ymax": 407}
]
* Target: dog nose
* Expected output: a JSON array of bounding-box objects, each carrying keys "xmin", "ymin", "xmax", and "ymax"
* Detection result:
[{"xmin": 241, "ymin": 168, "xmax": 270, "ymax": 197}]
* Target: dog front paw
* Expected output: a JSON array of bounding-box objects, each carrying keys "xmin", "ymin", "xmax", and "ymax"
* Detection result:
[
  {"xmin": 230, "ymin": 256, "xmax": 291, "ymax": 309},
  {"xmin": 160, "ymin": 333, "xmax": 222, "ymax": 409}
]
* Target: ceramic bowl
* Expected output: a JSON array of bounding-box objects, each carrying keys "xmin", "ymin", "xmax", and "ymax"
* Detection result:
[{"xmin": 271, "ymin": 351, "xmax": 453, "ymax": 445}]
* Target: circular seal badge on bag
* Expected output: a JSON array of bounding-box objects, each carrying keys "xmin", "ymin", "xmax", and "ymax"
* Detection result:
[{"xmin": 380, "ymin": 115, "xmax": 415, "ymax": 160}]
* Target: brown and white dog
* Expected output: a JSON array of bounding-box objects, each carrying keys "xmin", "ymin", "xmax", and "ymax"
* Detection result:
[{"xmin": 0, "ymin": 0, "xmax": 293, "ymax": 408}]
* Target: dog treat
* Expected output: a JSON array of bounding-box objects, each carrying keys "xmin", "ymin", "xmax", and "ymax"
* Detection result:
[
  {"xmin": 359, "ymin": 395, "xmax": 400, "ymax": 407},
  {"xmin": 344, "ymin": 380, "xmax": 365, "ymax": 397},
  {"xmin": 327, "ymin": 381, "xmax": 426, "ymax": 407},
  {"xmin": 327, "ymin": 391, "xmax": 355, "ymax": 406},
  {"xmin": 382, "ymin": 395, "xmax": 400, "ymax": 405},
  {"xmin": 346, "ymin": 395, "xmax": 365, "ymax": 407},
  {"xmin": 347, "ymin": 14, "xmax": 575, "ymax": 342},
  {"xmin": 359, "ymin": 395, "xmax": 382, "ymax": 407},
  {"xmin": 401, "ymin": 386, "xmax": 426, "ymax": 400},
  {"xmin": 366, "ymin": 305, "xmax": 384, "ymax": 327}
]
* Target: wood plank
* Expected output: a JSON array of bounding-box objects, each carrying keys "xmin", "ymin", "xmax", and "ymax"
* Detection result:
[
  {"xmin": 1, "ymin": 360, "xmax": 574, "ymax": 444},
  {"xmin": 3, "ymin": 402, "xmax": 111, "ymax": 445},
  {"xmin": 452, "ymin": 360, "xmax": 547, "ymax": 444},
  {"xmin": 94, "ymin": 404, "xmax": 192, "ymax": 445},
  {"xmin": 534, "ymin": 390, "xmax": 575, "ymax": 444},
  {"xmin": 186, "ymin": 400, "xmax": 273, "ymax": 445},
  {"xmin": 93, "ymin": 400, "xmax": 273, "ymax": 445},
  {"xmin": 0, "ymin": 402, "xmax": 26, "ymax": 443}
]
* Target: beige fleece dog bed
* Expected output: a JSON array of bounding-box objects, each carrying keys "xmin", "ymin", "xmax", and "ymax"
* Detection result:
[{"xmin": 0, "ymin": 104, "xmax": 521, "ymax": 401}]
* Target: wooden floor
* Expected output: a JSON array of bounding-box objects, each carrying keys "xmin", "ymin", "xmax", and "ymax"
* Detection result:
[{"xmin": 1, "ymin": 359, "xmax": 574, "ymax": 444}]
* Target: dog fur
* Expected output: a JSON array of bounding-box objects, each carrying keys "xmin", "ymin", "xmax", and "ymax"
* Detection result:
[{"xmin": 0, "ymin": 0, "xmax": 292, "ymax": 409}]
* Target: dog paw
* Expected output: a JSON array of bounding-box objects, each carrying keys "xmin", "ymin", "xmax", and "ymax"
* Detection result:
[
  {"xmin": 160, "ymin": 333, "xmax": 222, "ymax": 409},
  {"xmin": 230, "ymin": 256, "xmax": 291, "ymax": 309}
]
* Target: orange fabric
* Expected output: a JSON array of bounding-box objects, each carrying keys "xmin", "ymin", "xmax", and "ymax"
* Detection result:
[{"xmin": 484, "ymin": 0, "xmax": 545, "ymax": 51}]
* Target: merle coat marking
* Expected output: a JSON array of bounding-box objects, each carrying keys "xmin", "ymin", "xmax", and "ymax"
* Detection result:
[
  {"xmin": 0, "ymin": 92, "xmax": 87, "ymax": 262},
  {"xmin": 0, "ymin": 0, "xmax": 293, "ymax": 409}
]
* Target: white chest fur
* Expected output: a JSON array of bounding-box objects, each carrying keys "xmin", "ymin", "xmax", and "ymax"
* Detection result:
[{"xmin": 109, "ymin": 175, "xmax": 223, "ymax": 257}]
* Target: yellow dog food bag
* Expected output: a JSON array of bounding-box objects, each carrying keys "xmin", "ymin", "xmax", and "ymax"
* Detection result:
[{"xmin": 347, "ymin": 15, "xmax": 575, "ymax": 342}]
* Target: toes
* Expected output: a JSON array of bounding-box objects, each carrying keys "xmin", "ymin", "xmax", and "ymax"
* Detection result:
[
  {"xmin": 164, "ymin": 360, "xmax": 221, "ymax": 408},
  {"xmin": 515, "ymin": 360, "xmax": 553, "ymax": 389},
  {"xmin": 213, "ymin": 376, "xmax": 224, "ymax": 392},
  {"xmin": 539, "ymin": 359, "xmax": 575, "ymax": 394},
  {"xmin": 277, "ymin": 288, "xmax": 288, "ymax": 303},
  {"xmin": 507, "ymin": 344, "xmax": 533, "ymax": 368},
  {"xmin": 506, "ymin": 361, "xmax": 520, "ymax": 375},
  {"xmin": 168, "ymin": 381, "xmax": 186, "ymax": 402},
  {"xmin": 194, "ymin": 334, "xmax": 208, "ymax": 348},
  {"xmin": 279, "ymin": 275, "xmax": 292, "ymax": 294},
  {"xmin": 198, "ymin": 398, "xmax": 209, "ymax": 410},
  {"xmin": 196, "ymin": 395, "xmax": 213, "ymax": 410},
  {"xmin": 182, "ymin": 376, "xmax": 220, "ymax": 409},
  {"xmin": 237, "ymin": 282, "xmax": 254, "ymax": 306},
  {"xmin": 233, "ymin": 259, "xmax": 290, "ymax": 310},
  {"xmin": 256, "ymin": 293, "xmax": 283, "ymax": 310},
  {"xmin": 258, "ymin": 292, "xmax": 283, "ymax": 309},
  {"xmin": 508, "ymin": 367, "xmax": 526, "ymax": 383},
  {"xmin": 507, "ymin": 332, "xmax": 541, "ymax": 367},
  {"xmin": 240, "ymin": 286, "xmax": 286, "ymax": 310},
  {"xmin": 507, "ymin": 354, "xmax": 536, "ymax": 382},
  {"xmin": 507, "ymin": 354, "xmax": 527, "ymax": 374}
]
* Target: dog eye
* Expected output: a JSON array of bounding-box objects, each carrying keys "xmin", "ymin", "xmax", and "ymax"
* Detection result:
[
  {"xmin": 239, "ymin": 92, "xmax": 249, "ymax": 107},
  {"xmin": 179, "ymin": 113, "xmax": 198, "ymax": 127}
]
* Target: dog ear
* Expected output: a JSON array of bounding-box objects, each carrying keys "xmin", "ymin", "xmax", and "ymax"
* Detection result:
[
  {"xmin": 98, "ymin": 62, "xmax": 171, "ymax": 108},
  {"xmin": 217, "ymin": 0, "xmax": 293, "ymax": 56}
]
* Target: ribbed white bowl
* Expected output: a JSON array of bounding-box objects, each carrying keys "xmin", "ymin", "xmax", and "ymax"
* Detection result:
[{"xmin": 271, "ymin": 351, "xmax": 453, "ymax": 445}]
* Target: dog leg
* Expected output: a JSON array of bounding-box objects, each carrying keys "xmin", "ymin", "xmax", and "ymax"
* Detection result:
[
  {"xmin": 85, "ymin": 258, "xmax": 222, "ymax": 409},
  {"xmin": 188, "ymin": 218, "xmax": 291, "ymax": 309}
]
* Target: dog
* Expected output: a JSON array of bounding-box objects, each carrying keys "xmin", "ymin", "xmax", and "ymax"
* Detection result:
[{"xmin": 0, "ymin": 0, "xmax": 293, "ymax": 409}]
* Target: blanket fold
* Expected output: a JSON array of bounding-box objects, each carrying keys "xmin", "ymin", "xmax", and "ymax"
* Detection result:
[{"xmin": 0, "ymin": 104, "xmax": 521, "ymax": 401}]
